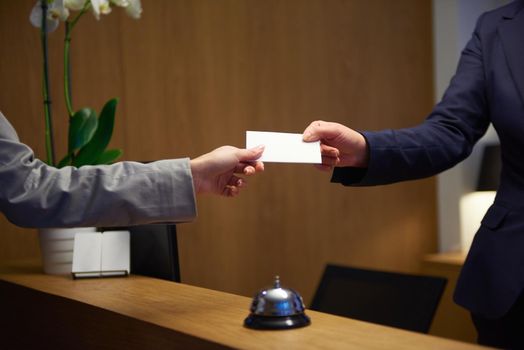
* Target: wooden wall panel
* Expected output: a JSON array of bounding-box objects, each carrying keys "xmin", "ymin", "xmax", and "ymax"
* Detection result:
[{"xmin": 0, "ymin": 0, "xmax": 435, "ymax": 305}]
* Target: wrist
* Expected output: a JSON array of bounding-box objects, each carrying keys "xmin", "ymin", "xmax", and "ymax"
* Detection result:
[
  {"xmin": 353, "ymin": 132, "xmax": 369, "ymax": 167},
  {"xmin": 190, "ymin": 158, "xmax": 204, "ymax": 194}
]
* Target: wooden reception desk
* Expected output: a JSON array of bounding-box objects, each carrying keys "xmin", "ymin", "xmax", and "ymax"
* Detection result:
[{"xmin": 0, "ymin": 261, "xmax": 488, "ymax": 350}]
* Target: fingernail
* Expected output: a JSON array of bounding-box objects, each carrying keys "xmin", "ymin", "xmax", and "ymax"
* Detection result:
[{"xmin": 303, "ymin": 131, "xmax": 311, "ymax": 141}]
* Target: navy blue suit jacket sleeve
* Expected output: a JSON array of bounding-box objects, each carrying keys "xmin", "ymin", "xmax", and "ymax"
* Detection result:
[
  {"xmin": 332, "ymin": 13, "xmax": 491, "ymax": 186},
  {"xmin": 330, "ymin": 1, "xmax": 524, "ymax": 319}
]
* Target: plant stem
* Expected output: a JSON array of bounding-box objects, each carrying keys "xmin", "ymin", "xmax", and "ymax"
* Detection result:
[
  {"xmin": 64, "ymin": 21, "xmax": 74, "ymax": 118},
  {"xmin": 40, "ymin": 0, "xmax": 56, "ymax": 166},
  {"xmin": 64, "ymin": 4, "xmax": 89, "ymax": 119}
]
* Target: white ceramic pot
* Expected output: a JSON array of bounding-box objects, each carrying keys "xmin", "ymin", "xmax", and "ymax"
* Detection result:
[{"xmin": 38, "ymin": 227, "xmax": 97, "ymax": 275}]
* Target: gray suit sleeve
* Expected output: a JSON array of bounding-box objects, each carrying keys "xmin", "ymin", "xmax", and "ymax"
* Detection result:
[{"xmin": 0, "ymin": 112, "xmax": 197, "ymax": 228}]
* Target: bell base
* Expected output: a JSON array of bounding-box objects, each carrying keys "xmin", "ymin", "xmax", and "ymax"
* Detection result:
[{"xmin": 244, "ymin": 313, "xmax": 311, "ymax": 330}]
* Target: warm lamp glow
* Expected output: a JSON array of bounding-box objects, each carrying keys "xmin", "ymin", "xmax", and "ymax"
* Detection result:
[
  {"xmin": 459, "ymin": 144, "xmax": 500, "ymax": 252},
  {"xmin": 459, "ymin": 191, "xmax": 496, "ymax": 252}
]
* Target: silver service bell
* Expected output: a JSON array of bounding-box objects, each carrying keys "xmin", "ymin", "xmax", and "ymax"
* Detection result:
[{"xmin": 244, "ymin": 275, "xmax": 311, "ymax": 329}]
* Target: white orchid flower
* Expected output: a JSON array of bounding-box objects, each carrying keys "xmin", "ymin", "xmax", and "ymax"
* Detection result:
[
  {"xmin": 111, "ymin": 0, "xmax": 130, "ymax": 7},
  {"xmin": 50, "ymin": 0, "xmax": 70, "ymax": 21},
  {"xmin": 64, "ymin": 0, "xmax": 87, "ymax": 11},
  {"xmin": 30, "ymin": 1, "xmax": 58, "ymax": 32},
  {"xmin": 91, "ymin": 0, "xmax": 112, "ymax": 20},
  {"xmin": 30, "ymin": 0, "xmax": 70, "ymax": 32},
  {"xmin": 125, "ymin": 0, "xmax": 142, "ymax": 19}
]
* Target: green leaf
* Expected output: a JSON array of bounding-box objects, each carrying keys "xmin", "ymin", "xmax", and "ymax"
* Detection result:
[
  {"xmin": 68, "ymin": 108, "xmax": 98, "ymax": 153},
  {"xmin": 73, "ymin": 98, "xmax": 119, "ymax": 167},
  {"xmin": 95, "ymin": 149, "xmax": 123, "ymax": 165}
]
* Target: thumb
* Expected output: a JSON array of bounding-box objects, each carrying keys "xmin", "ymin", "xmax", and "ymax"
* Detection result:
[
  {"xmin": 237, "ymin": 145, "xmax": 265, "ymax": 161},
  {"xmin": 303, "ymin": 120, "xmax": 340, "ymax": 142}
]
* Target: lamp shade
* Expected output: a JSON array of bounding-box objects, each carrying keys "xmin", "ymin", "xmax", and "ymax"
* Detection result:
[{"xmin": 476, "ymin": 144, "xmax": 501, "ymax": 191}]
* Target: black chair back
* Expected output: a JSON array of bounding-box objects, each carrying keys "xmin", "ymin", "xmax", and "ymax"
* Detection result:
[
  {"xmin": 310, "ymin": 264, "xmax": 446, "ymax": 333},
  {"xmin": 128, "ymin": 224, "xmax": 181, "ymax": 282}
]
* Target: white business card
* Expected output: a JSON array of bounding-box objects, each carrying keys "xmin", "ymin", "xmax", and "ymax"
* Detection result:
[{"xmin": 246, "ymin": 131, "xmax": 321, "ymax": 164}]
